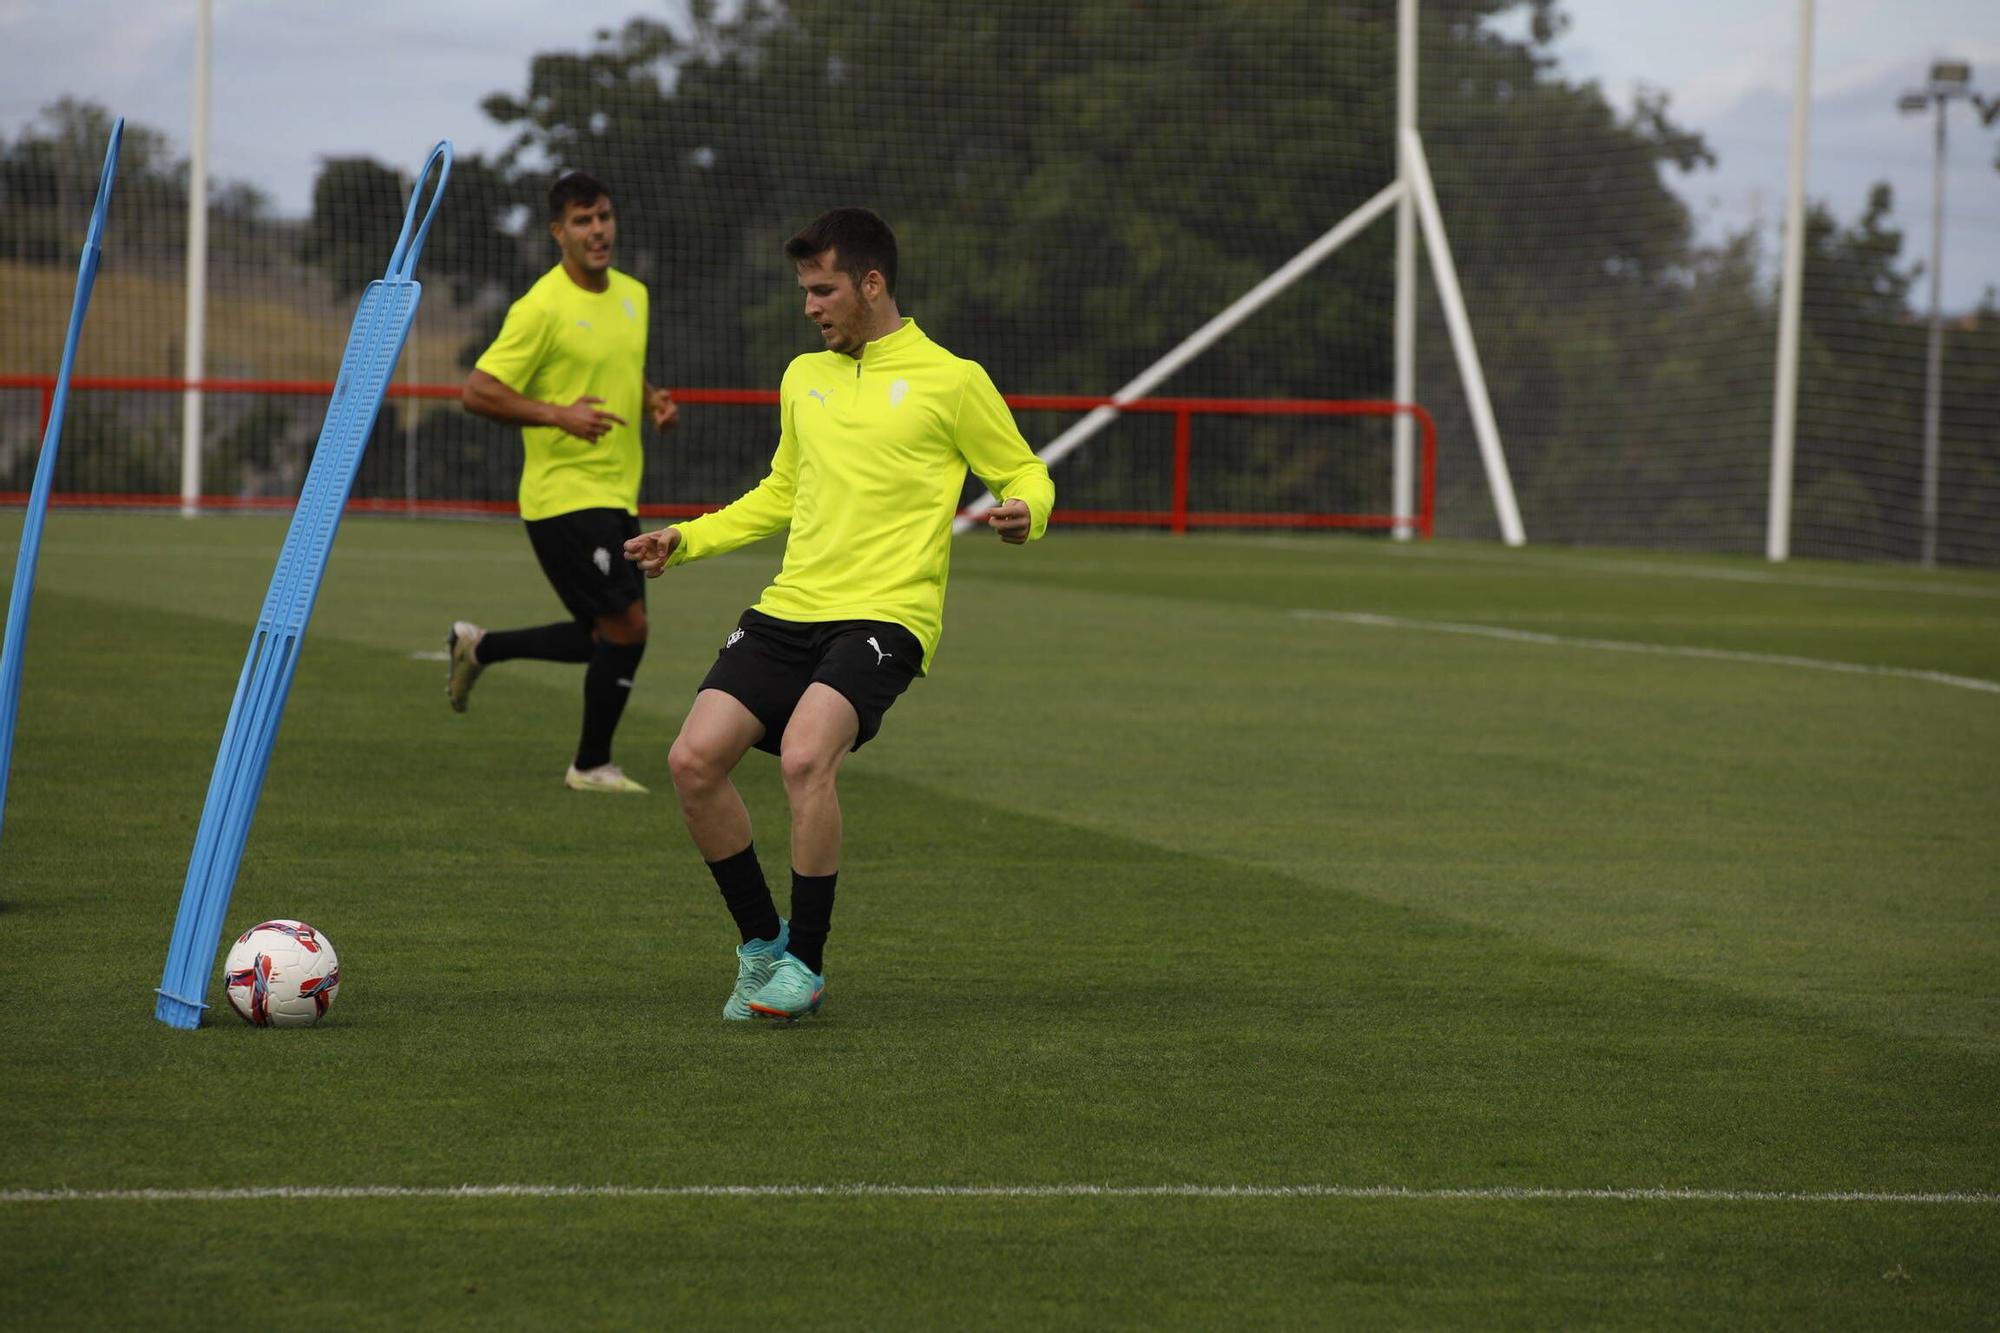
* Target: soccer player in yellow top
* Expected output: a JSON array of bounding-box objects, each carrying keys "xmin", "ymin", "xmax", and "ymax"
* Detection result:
[
  {"xmin": 450, "ymin": 171, "xmax": 677, "ymax": 794},
  {"xmin": 624, "ymin": 207, "xmax": 1054, "ymax": 1021}
]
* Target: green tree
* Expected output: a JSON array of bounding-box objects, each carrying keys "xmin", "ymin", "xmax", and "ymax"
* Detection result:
[
  {"xmin": 300, "ymin": 151, "xmax": 525, "ymax": 309},
  {"xmin": 299, "ymin": 157, "xmax": 409, "ymax": 293},
  {"xmin": 301, "ymin": 0, "xmax": 1708, "ymax": 398},
  {"xmin": 0, "ymin": 99, "xmax": 272, "ymax": 266}
]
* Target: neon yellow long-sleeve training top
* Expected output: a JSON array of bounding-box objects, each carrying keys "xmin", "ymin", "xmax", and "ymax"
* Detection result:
[
  {"xmin": 474, "ymin": 265, "xmax": 650, "ymax": 521},
  {"xmin": 669, "ymin": 318, "xmax": 1053, "ymax": 671}
]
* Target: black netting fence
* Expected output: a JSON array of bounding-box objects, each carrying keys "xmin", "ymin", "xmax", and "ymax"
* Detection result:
[{"xmin": 2, "ymin": 2, "xmax": 1995, "ymax": 562}]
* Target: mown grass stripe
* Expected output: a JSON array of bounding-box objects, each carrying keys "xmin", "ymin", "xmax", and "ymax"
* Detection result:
[{"xmin": 4, "ymin": 1184, "xmax": 1994, "ymax": 1205}]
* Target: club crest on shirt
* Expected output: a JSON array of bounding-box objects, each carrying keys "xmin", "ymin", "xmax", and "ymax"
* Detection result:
[
  {"xmin": 623, "ymin": 298, "xmax": 636, "ymax": 321},
  {"xmin": 889, "ymin": 378, "xmax": 910, "ymax": 409}
]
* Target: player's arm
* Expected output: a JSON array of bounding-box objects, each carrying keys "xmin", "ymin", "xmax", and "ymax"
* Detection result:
[
  {"xmin": 462, "ymin": 369, "xmax": 626, "ymax": 441},
  {"xmin": 644, "ymin": 381, "xmax": 680, "ymax": 433},
  {"xmin": 955, "ymin": 362, "xmax": 1054, "ymax": 545},
  {"xmin": 463, "ymin": 294, "xmax": 624, "ymax": 441},
  {"xmin": 623, "ymin": 458, "xmax": 793, "ymax": 576},
  {"xmin": 625, "ymin": 392, "xmax": 800, "ymax": 576}
]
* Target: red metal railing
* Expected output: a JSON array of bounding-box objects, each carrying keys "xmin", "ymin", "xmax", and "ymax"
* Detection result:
[{"xmin": 0, "ymin": 375, "xmax": 1435, "ymax": 537}]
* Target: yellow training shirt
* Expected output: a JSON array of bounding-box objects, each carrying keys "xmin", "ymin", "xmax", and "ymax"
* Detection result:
[
  {"xmin": 474, "ymin": 265, "xmax": 649, "ymax": 520},
  {"xmin": 669, "ymin": 319, "xmax": 1053, "ymax": 670}
]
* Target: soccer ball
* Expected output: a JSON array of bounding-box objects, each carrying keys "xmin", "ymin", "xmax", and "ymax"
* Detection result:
[{"xmin": 223, "ymin": 920, "xmax": 342, "ymax": 1028}]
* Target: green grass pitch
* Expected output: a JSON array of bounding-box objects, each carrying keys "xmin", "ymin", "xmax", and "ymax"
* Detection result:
[{"xmin": 1, "ymin": 512, "xmax": 1995, "ymax": 1327}]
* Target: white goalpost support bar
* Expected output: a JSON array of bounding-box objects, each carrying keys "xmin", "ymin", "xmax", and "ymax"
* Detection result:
[
  {"xmin": 1400, "ymin": 127, "xmax": 1526, "ymax": 546},
  {"xmin": 1766, "ymin": 0, "xmax": 1813, "ymax": 562},
  {"xmin": 954, "ymin": 180, "xmax": 1407, "ymax": 530}
]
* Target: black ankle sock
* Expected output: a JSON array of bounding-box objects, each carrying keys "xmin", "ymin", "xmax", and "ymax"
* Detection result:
[
  {"xmin": 707, "ymin": 844, "xmax": 781, "ymax": 945},
  {"xmin": 574, "ymin": 638, "xmax": 645, "ymax": 770},
  {"xmin": 786, "ymin": 870, "xmax": 837, "ymax": 973},
  {"xmin": 477, "ymin": 620, "xmax": 593, "ymax": 666}
]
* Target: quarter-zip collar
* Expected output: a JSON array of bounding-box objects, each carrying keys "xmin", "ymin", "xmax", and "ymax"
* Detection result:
[{"xmin": 846, "ymin": 317, "xmax": 925, "ymax": 373}]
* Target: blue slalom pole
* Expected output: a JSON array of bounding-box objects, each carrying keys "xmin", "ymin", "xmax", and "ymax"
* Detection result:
[
  {"xmin": 0, "ymin": 118, "xmax": 122, "ymax": 846},
  {"xmin": 154, "ymin": 141, "xmax": 452, "ymax": 1029}
]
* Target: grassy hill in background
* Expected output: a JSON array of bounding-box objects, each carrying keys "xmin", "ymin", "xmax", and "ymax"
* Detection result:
[{"xmin": 0, "ymin": 259, "xmax": 479, "ymax": 386}]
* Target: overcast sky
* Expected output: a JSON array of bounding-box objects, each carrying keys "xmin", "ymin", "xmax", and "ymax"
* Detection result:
[
  {"xmin": 2, "ymin": 0, "xmax": 1997, "ymax": 308},
  {"xmin": 1506, "ymin": 0, "xmax": 2000, "ymax": 308}
]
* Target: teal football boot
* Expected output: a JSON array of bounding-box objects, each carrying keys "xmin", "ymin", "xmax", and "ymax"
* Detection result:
[
  {"xmin": 722, "ymin": 920, "xmax": 789, "ymax": 1021},
  {"xmin": 747, "ymin": 954, "xmax": 825, "ymax": 1021}
]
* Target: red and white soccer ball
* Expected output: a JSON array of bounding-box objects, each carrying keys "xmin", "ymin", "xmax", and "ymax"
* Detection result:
[{"xmin": 223, "ymin": 920, "xmax": 342, "ymax": 1028}]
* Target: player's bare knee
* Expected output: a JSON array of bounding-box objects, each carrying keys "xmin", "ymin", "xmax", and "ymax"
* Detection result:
[
  {"xmin": 779, "ymin": 746, "xmax": 839, "ymax": 796},
  {"xmin": 669, "ymin": 737, "xmax": 723, "ymax": 794}
]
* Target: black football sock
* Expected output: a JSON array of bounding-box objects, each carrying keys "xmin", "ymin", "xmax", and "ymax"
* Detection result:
[
  {"xmin": 574, "ymin": 638, "xmax": 645, "ymax": 771},
  {"xmin": 708, "ymin": 844, "xmax": 782, "ymax": 945},
  {"xmin": 786, "ymin": 870, "xmax": 837, "ymax": 974},
  {"xmin": 477, "ymin": 620, "xmax": 593, "ymax": 665}
]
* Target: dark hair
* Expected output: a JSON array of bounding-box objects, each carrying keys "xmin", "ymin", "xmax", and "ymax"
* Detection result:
[
  {"xmin": 784, "ymin": 207, "xmax": 897, "ymax": 295},
  {"xmin": 548, "ymin": 171, "xmax": 611, "ymax": 223}
]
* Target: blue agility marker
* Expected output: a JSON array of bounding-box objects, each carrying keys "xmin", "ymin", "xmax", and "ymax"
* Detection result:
[
  {"xmin": 0, "ymin": 118, "xmax": 122, "ymax": 845},
  {"xmin": 154, "ymin": 142, "xmax": 451, "ymax": 1029}
]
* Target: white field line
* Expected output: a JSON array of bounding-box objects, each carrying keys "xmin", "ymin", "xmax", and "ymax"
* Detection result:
[
  {"xmin": 1291, "ymin": 609, "xmax": 2000, "ymax": 695},
  {"xmin": 1, "ymin": 1184, "xmax": 1994, "ymax": 1205}
]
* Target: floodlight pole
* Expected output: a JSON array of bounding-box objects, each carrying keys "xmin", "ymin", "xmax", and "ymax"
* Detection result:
[
  {"xmin": 1919, "ymin": 93, "xmax": 1948, "ymax": 569},
  {"xmin": 1391, "ymin": 0, "xmax": 1418, "ymax": 540},
  {"xmin": 403, "ymin": 168, "xmax": 419, "ymax": 511},
  {"xmin": 1895, "ymin": 58, "xmax": 1988, "ymax": 568},
  {"xmin": 1766, "ymin": 0, "xmax": 1812, "ymax": 563},
  {"xmin": 179, "ymin": 0, "xmax": 211, "ymax": 518}
]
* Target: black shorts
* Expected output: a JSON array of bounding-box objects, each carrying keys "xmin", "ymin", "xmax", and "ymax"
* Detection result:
[
  {"xmin": 525, "ymin": 508, "xmax": 645, "ymax": 623},
  {"xmin": 700, "ymin": 609, "xmax": 923, "ymax": 755}
]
